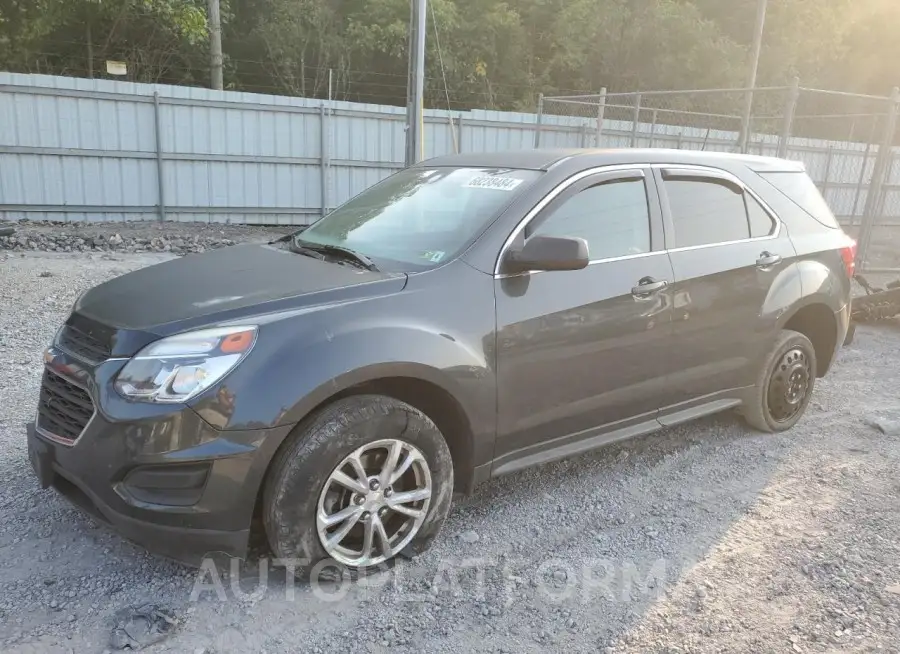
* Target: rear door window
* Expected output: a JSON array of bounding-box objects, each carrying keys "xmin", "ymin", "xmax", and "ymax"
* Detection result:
[
  {"xmin": 663, "ymin": 178, "xmax": 751, "ymax": 248},
  {"xmin": 746, "ymin": 193, "xmax": 777, "ymax": 238}
]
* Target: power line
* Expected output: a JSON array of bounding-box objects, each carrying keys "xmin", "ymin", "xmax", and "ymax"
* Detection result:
[{"xmin": 430, "ymin": 0, "xmax": 457, "ymax": 152}]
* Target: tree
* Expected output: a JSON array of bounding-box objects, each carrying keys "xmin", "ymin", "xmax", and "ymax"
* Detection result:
[
  {"xmin": 0, "ymin": 0, "xmax": 208, "ymax": 83},
  {"xmin": 1, "ymin": 0, "xmax": 899, "ymax": 112},
  {"xmin": 822, "ymin": 0, "xmax": 900, "ymax": 95},
  {"xmin": 549, "ymin": 0, "xmax": 744, "ymax": 92}
]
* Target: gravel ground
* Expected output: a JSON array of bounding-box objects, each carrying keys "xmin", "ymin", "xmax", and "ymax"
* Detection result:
[
  {"xmin": 3, "ymin": 235, "xmax": 900, "ymax": 653},
  {"xmin": 0, "ymin": 220, "xmax": 292, "ymax": 256}
]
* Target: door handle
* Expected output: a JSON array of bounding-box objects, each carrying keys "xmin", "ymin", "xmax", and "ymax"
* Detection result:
[
  {"xmin": 756, "ymin": 251, "xmax": 782, "ymax": 269},
  {"xmin": 631, "ymin": 277, "xmax": 669, "ymax": 298}
]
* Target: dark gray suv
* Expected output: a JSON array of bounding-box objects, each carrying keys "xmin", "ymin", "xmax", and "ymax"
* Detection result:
[{"xmin": 28, "ymin": 148, "xmax": 853, "ymax": 573}]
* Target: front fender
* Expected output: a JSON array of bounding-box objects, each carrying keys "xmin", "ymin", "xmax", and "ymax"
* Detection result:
[
  {"xmin": 190, "ymin": 318, "xmax": 495, "ymax": 454},
  {"xmin": 273, "ymin": 324, "xmax": 490, "ymax": 429}
]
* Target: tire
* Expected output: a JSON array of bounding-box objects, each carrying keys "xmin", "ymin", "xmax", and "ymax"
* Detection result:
[
  {"xmin": 741, "ymin": 329, "xmax": 817, "ymax": 433},
  {"xmin": 263, "ymin": 394, "xmax": 454, "ymax": 578}
]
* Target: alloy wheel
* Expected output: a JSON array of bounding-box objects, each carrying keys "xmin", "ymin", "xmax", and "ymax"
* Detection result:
[{"xmin": 316, "ymin": 439, "xmax": 432, "ymax": 567}]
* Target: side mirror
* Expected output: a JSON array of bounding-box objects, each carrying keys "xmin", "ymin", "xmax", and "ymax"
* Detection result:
[{"xmin": 505, "ymin": 235, "xmax": 590, "ymax": 274}]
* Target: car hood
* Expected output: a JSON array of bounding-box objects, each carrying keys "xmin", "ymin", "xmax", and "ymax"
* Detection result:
[{"xmin": 74, "ymin": 242, "xmax": 407, "ymax": 333}]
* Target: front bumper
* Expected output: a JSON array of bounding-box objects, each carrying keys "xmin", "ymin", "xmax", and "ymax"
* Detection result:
[{"xmin": 27, "ymin": 346, "xmax": 294, "ymax": 566}]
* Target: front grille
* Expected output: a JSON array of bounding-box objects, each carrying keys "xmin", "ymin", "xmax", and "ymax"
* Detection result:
[
  {"xmin": 37, "ymin": 370, "xmax": 95, "ymax": 444},
  {"xmin": 58, "ymin": 324, "xmax": 111, "ymax": 362}
]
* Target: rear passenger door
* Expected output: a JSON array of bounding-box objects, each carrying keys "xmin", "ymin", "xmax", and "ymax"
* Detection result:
[{"xmin": 654, "ymin": 166, "xmax": 797, "ymax": 413}]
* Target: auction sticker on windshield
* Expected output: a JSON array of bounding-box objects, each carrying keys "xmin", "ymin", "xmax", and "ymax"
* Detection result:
[{"xmin": 464, "ymin": 176, "xmax": 524, "ymax": 191}]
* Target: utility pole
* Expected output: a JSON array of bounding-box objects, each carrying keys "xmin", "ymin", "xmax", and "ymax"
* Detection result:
[
  {"xmin": 208, "ymin": 0, "xmax": 224, "ymax": 91},
  {"xmin": 738, "ymin": 0, "xmax": 767, "ymax": 152},
  {"xmin": 405, "ymin": 0, "xmax": 427, "ymax": 166}
]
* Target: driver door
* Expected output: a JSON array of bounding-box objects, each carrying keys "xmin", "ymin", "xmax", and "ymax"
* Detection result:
[{"xmin": 492, "ymin": 167, "xmax": 675, "ymax": 473}]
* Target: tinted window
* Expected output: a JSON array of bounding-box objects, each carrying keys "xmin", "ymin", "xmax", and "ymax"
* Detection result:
[
  {"xmin": 665, "ymin": 178, "xmax": 750, "ymax": 248},
  {"xmin": 758, "ymin": 171, "xmax": 840, "ymax": 228},
  {"xmin": 746, "ymin": 194, "xmax": 776, "ymax": 237},
  {"xmin": 530, "ymin": 179, "xmax": 651, "ymax": 260}
]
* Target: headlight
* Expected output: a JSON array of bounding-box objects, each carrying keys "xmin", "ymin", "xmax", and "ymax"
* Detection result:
[{"xmin": 114, "ymin": 326, "xmax": 257, "ymax": 403}]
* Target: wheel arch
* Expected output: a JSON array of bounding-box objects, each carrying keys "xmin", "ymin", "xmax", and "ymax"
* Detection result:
[
  {"xmin": 779, "ymin": 301, "xmax": 838, "ymax": 376},
  {"xmin": 327, "ymin": 376, "xmax": 476, "ymax": 493},
  {"xmin": 250, "ymin": 364, "xmax": 480, "ymax": 536},
  {"xmin": 280, "ymin": 361, "xmax": 479, "ymax": 490}
]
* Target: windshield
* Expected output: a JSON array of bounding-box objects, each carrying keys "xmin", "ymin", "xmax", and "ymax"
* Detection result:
[{"xmin": 294, "ymin": 166, "xmax": 541, "ymax": 271}]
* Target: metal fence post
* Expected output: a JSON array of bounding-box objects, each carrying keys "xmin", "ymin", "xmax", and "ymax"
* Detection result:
[
  {"xmin": 777, "ymin": 77, "xmax": 800, "ymax": 158},
  {"xmin": 858, "ymin": 86, "xmax": 900, "ymax": 270},
  {"xmin": 738, "ymin": 87, "xmax": 754, "ymax": 153},
  {"xmin": 320, "ymin": 103, "xmax": 330, "ymax": 218},
  {"xmin": 852, "ymin": 122, "xmax": 878, "ymax": 222},
  {"xmin": 457, "ymin": 114, "xmax": 464, "ymax": 152},
  {"xmin": 649, "ymin": 109, "xmax": 658, "ymax": 148},
  {"xmin": 534, "ymin": 93, "xmax": 544, "ymax": 149},
  {"xmin": 596, "ymin": 87, "xmax": 607, "ymax": 147},
  {"xmin": 879, "ymin": 152, "xmax": 899, "ymax": 221},
  {"xmin": 152, "ymin": 92, "xmax": 166, "ymax": 222},
  {"xmin": 821, "ymin": 145, "xmax": 834, "ymax": 200},
  {"xmin": 446, "ymin": 113, "xmax": 459, "ymax": 155},
  {"xmin": 630, "ymin": 93, "xmax": 642, "ymax": 148}
]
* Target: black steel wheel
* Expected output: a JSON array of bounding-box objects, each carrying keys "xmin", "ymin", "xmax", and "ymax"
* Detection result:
[
  {"xmin": 741, "ymin": 329, "xmax": 818, "ymax": 433},
  {"xmin": 766, "ymin": 347, "xmax": 812, "ymax": 424}
]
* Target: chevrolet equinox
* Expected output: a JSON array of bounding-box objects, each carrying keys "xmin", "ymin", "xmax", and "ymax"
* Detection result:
[{"xmin": 28, "ymin": 148, "xmax": 854, "ymax": 572}]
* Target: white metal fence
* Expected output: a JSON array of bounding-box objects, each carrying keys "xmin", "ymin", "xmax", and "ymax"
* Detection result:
[
  {"xmin": 0, "ymin": 73, "xmax": 542, "ymax": 225},
  {"xmin": 1, "ymin": 73, "xmax": 898, "ymax": 236}
]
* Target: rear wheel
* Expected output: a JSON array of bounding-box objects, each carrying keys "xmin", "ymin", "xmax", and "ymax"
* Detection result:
[
  {"xmin": 741, "ymin": 330, "xmax": 817, "ymax": 433},
  {"xmin": 263, "ymin": 395, "xmax": 453, "ymax": 576}
]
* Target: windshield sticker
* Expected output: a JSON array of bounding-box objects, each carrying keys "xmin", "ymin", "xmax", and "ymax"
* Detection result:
[
  {"xmin": 464, "ymin": 176, "xmax": 524, "ymax": 191},
  {"xmin": 422, "ymin": 250, "xmax": 446, "ymax": 263}
]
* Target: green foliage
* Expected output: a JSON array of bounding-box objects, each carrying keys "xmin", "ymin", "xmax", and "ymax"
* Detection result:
[
  {"xmin": 0, "ymin": 0, "xmax": 898, "ymax": 108},
  {"xmin": 0, "ymin": 0, "xmax": 209, "ymax": 81}
]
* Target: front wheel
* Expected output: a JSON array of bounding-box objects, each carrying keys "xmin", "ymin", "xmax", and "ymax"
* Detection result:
[
  {"xmin": 263, "ymin": 395, "xmax": 454, "ymax": 575},
  {"xmin": 741, "ymin": 329, "xmax": 818, "ymax": 433}
]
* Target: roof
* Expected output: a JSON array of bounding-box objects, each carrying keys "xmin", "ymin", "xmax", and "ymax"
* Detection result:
[
  {"xmin": 419, "ymin": 148, "xmax": 806, "ymax": 173},
  {"xmin": 418, "ymin": 149, "xmax": 581, "ymax": 171}
]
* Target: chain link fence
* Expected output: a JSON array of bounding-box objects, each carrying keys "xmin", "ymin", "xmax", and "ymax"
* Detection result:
[{"xmin": 536, "ymin": 83, "xmax": 900, "ymax": 274}]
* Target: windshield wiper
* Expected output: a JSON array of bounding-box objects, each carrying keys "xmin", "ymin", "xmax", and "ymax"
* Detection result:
[
  {"xmin": 293, "ymin": 237, "xmax": 379, "ymax": 271},
  {"xmin": 283, "ymin": 236, "xmax": 326, "ymax": 260}
]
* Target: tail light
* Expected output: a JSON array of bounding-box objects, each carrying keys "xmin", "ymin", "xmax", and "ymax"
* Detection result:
[{"xmin": 840, "ymin": 239, "xmax": 857, "ymax": 278}]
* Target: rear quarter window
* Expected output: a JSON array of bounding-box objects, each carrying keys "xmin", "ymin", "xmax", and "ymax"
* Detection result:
[{"xmin": 757, "ymin": 171, "xmax": 840, "ymax": 229}]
